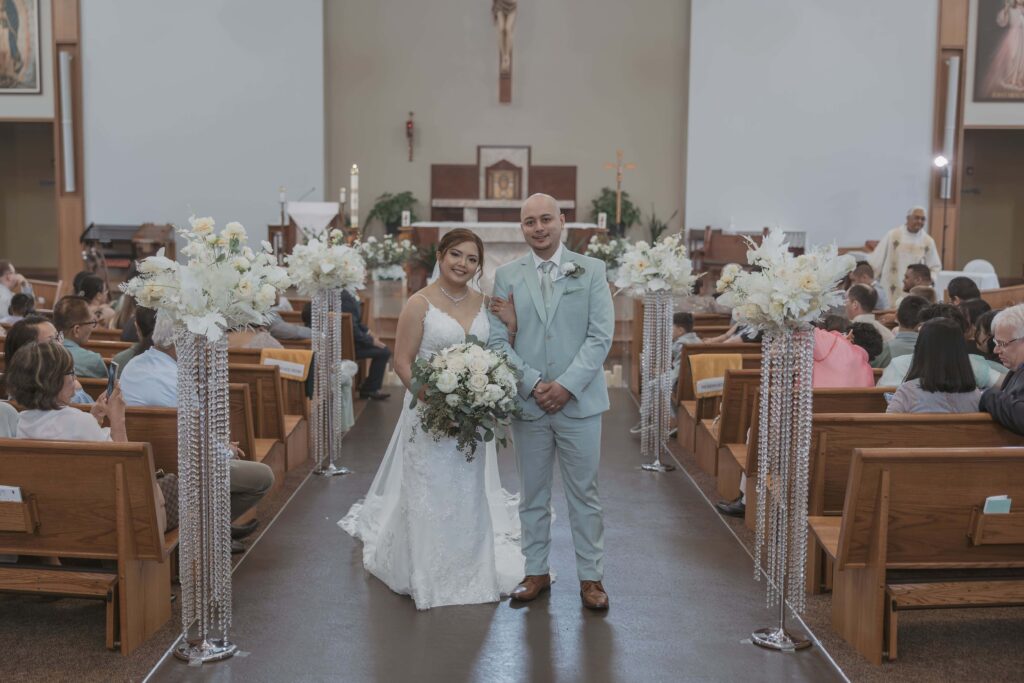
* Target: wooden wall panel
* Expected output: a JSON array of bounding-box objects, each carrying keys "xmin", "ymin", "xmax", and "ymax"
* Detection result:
[
  {"xmin": 939, "ymin": 0, "xmax": 969, "ymax": 48},
  {"xmin": 52, "ymin": 0, "xmax": 85, "ymax": 283},
  {"xmin": 430, "ymin": 165, "xmax": 477, "ymax": 200},
  {"xmin": 528, "ymin": 165, "xmax": 576, "ymax": 203}
]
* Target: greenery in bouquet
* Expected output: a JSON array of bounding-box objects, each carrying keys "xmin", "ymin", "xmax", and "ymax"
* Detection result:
[
  {"xmin": 715, "ymin": 228, "xmax": 856, "ymax": 333},
  {"xmin": 613, "ymin": 232, "xmax": 698, "ymax": 296},
  {"xmin": 121, "ymin": 216, "xmax": 291, "ymax": 341},
  {"xmin": 286, "ymin": 228, "xmax": 366, "ymax": 296},
  {"xmin": 409, "ymin": 337, "xmax": 522, "ymax": 461},
  {"xmin": 584, "ymin": 234, "xmax": 629, "ymax": 269}
]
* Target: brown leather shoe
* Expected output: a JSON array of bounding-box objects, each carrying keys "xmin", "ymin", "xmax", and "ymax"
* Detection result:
[
  {"xmin": 580, "ymin": 580, "xmax": 609, "ymax": 610},
  {"xmin": 510, "ymin": 574, "xmax": 551, "ymax": 602}
]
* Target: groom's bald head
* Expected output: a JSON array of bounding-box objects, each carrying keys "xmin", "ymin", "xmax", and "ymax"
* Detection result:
[{"xmin": 520, "ymin": 193, "xmax": 565, "ymax": 259}]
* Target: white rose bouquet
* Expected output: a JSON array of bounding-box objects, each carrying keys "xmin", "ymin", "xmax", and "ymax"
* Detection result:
[
  {"xmin": 121, "ymin": 216, "xmax": 291, "ymax": 341},
  {"xmin": 409, "ymin": 337, "xmax": 521, "ymax": 461},
  {"xmin": 584, "ymin": 235, "xmax": 629, "ymax": 268},
  {"xmin": 356, "ymin": 235, "xmax": 416, "ymax": 280},
  {"xmin": 613, "ymin": 232, "xmax": 698, "ymax": 296},
  {"xmin": 716, "ymin": 228, "xmax": 856, "ymax": 333},
  {"xmin": 286, "ymin": 229, "xmax": 367, "ymax": 296}
]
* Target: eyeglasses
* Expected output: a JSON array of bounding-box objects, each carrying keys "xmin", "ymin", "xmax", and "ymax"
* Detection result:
[
  {"xmin": 74, "ymin": 319, "xmax": 99, "ymax": 329},
  {"xmin": 993, "ymin": 336, "xmax": 1024, "ymax": 350}
]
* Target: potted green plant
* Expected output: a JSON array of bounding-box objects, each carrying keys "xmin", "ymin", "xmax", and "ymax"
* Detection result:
[
  {"xmin": 646, "ymin": 206, "xmax": 678, "ymax": 243},
  {"xmin": 589, "ymin": 187, "xmax": 640, "ymax": 238},
  {"xmin": 366, "ymin": 191, "xmax": 420, "ymax": 235}
]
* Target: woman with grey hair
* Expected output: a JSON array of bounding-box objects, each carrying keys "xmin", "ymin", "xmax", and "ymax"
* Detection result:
[{"xmin": 979, "ymin": 304, "xmax": 1024, "ymax": 434}]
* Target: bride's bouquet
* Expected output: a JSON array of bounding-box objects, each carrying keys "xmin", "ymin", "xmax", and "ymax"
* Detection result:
[{"xmin": 409, "ymin": 338, "xmax": 521, "ymax": 461}]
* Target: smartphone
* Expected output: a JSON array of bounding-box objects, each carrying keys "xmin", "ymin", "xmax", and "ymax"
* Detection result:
[{"xmin": 106, "ymin": 361, "xmax": 119, "ymax": 398}]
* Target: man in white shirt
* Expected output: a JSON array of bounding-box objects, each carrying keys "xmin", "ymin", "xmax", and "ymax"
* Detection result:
[
  {"xmin": 119, "ymin": 329, "xmax": 275, "ymax": 550},
  {"xmin": 845, "ymin": 284, "xmax": 894, "ymax": 342},
  {"xmin": 0, "ymin": 260, "xmax": 32, "ymax": 322},
  {"xmin": 867, "ymin": 207, "xmax": 942, "ymax": 307}
]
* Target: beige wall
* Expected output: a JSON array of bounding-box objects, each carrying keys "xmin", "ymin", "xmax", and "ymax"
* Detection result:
[
  {"xmin": 325, "ymin": 0, "xmax": 690, "ymax": 239},
  {"xmin": 0, "ymin": 123, "xmax": 58, "ymax": 271},
  {"xmin": 958, "ymin": 130, "xmax": 1024, "ymax": 278}
]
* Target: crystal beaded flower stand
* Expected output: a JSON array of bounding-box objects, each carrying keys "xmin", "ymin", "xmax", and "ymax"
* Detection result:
[
  {"xmin": 173, "ymin": 331, "xmax": 237, "ymax": 663},
  {"xmin": 640, "ymin": 291, "xmax": 676, "ymax": 473},
  {"xmin": 312, "ymin": 288, "xmax": 352, "ymax": 476}
]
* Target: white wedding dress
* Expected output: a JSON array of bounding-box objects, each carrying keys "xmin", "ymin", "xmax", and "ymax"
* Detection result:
[{"xmin": 339, "ymin": 301, "xmax": 524, "ymax": 609}]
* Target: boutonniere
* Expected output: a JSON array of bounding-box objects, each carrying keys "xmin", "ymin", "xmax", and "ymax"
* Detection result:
[{"xmin": 560, "ymin": 261, "xmax": 585, "ymax": 278}]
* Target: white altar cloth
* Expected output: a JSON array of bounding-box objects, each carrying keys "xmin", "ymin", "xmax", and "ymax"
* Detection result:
[{"xmin": 935, "ymin": 270, "xmax": 1000, "ymax": 298}]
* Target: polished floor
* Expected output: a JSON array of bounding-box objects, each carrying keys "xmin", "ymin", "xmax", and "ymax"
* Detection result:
[{"xmin": 147, "ymin": 390, "xmax": 846, "ymax": 683}]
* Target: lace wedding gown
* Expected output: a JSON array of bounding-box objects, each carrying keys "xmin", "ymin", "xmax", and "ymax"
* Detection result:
[{"xmin": 339, "ymin": 301, "xmax": 524, "ymax": 609}]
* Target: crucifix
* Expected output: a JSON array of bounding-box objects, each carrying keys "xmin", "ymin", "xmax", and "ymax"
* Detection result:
[
  {"xmin": 493, "ymin": 0, "xmax": 517, "ymax": 103},
  {"xmin": 604, "ymin": 149, "xmax": 636, "ymax": 236}
]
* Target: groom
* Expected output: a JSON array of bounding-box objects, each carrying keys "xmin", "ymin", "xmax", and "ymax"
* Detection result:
[{"xmin": 488, "ymin": 193, "xmax": 615, "ymax": 610}]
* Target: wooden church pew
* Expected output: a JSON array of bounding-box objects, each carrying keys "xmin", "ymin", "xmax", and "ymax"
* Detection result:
[
  {"xmin": 980, "ymin": 283, "xmax": 1024, "ymax": 309},
  {"xmin": 675, "ymin": 343, "xmax": 761, "ymax": 453},
  {"xmin": 90, "ymin": 327, "xmax": 126, "ymax": 342},
  {"xmin": 80, "ymin": 339, "xmax": 132, "ymax": 360},
  {"xmin": 810, "ymin": 447, "xmax": 1024, "ymax": 664},
  {"xmin": 693, "ymin": 368, "xmax": 759, "ymax": 476},
  {"xmin": 0, "ymin": 439, "xmax": 175, "ymax": 655},
  {"xmin": 229, "ymin": 364, "xmax": 309, "ymax": 471}
]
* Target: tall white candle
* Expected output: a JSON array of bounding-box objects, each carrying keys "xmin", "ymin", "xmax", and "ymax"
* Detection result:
[
  {"xmin": 350, "ymin": 164, "xmax": 359, "ymax": 228},
  {"xmin": 279, "ymin": 186, "xmax": 286, "ymax": 203},
  {"xmin": 339, "ymin": 187, "xmax": 346, "ymax": 205}
]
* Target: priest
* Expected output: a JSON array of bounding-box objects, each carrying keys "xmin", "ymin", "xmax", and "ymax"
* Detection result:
[{"xmin": 867, "ymin": 207, "xmax": 941, "ymax": 306}]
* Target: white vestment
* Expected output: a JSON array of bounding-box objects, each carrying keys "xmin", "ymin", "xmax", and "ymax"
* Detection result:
[{"xmin": 867, "ymin": 225, "xmax": 941, "ymax": 305}]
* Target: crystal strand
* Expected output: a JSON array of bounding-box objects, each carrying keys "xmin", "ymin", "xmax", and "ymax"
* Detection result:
[
  {"xmin": 640, "ymin": 292, "xmax": 653, "ymax": 459},
  {"xmin": 788, "ymin": 327, "xmax": 815, "ymax": 613},
  {"xmin": 753, "ymin": 333, "xmax": 770, "ymax": 585},
  {"xmin": 331, "ymin": 288, "xmax": 343, "ymax": 467}
]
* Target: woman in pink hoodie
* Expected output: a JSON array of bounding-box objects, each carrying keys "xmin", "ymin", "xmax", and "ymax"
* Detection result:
[{"xmin": 812, "ymin": 326, "xmax": 875, "ymax": 388}]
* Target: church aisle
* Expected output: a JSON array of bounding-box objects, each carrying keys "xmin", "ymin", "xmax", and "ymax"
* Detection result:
[{"xmin": 148, "ymin": 390, "xmax": 845, "ymax": 682}]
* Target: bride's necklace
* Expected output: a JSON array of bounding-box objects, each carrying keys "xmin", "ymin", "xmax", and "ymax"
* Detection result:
[{"xmin": 440, "ymin": 285, "xmax": 469, "ymax": 305}]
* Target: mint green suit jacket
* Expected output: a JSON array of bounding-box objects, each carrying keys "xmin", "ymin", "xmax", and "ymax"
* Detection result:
[{"xmin": 488, "ymin": 250, "xmax": 614, "ymax": 420}]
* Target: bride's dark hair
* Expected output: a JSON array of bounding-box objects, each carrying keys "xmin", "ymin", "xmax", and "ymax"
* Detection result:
[{"xmin": 438, "ymin": 228, "xmax": 485, "ymax": 275}]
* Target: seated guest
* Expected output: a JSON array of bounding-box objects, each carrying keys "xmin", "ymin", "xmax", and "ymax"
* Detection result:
[
  {"xmin": 886, "ymin": 318, "xmax": 982, "ymax": 413},
  {"xmin": 8, "ymin": 341, "xmax": 166, "ymax": 533},
  {"xmin": 821, "ymin": 314, "xmax": 850, "ymax": 334},
  {"xmin": 980, "ymin": 304, "xmax": 1024, "ymax": 433},
  {"xmin": 908, "ymin": 284, "xmax": 936, "ymax": 304},
  {"xmin": 848, "ymin": 322, "xmax": 884, "ymax": 364},
  {"xmin": 54, "ymin": 296, "xmax": 107, "ymax": 378},
  {"xmin": 975, "ymin": 308, "xmax": 1001, "ymax": 362},
  {"xmin": 342, "ymin": 289, "xmax": 391, "ymax": 400},
  {"xmin": 112, "ymin": 263, "xmax": 140, "ymax": 342},
  {"xmin": 113, "ymin": 306, "xmax": 156, "ymax": 375},
  {"xmin": 872, "ymin": 295, "xmax": 928, "ymax": 368},
  {"xmin": 673, "ymin": 312, "xmax": 702, "ymax": 352},
  {"xmin": 812, "ymin": 326, "xmax": 875, "ymax": 388},
  {"xmin": 844, "ymin": 284, "xmax": 894, "ymax": 342},
  {"xmin": 959, "ymin": 298, "xmax": 993, "ymax": 355},
  {"xmin": 849, "ymin": 261, "xmax": 889, "ymax": 311},
  {"xmin": 0, "ymin": 292, "xmax": 34, "ymax": 324},
  {"xmin": 877, "ymin": 304, "xmax": 1007, "ymax": 388},
  {"xmin": 120, "ymin": 321, "xmax": 274, "ymax": 549},
  {"xmin": 4, "ymin": 316, "xmax": 93, "ymax": 404},
  {"xmin": 266, "ymin": 293, "xmax": 311, "ymax": 341},
  {"xmin": 0, "ymin": 400, "xmax": 16, "ymax": 437},
  {"xmin": 301, "ymin": 301, "xmax": 312, "ymax": 328},
  {"xmin": 903, "ymin": 263, "xmax": 934, "ymax": 293},
  {"xmin": 228, "ymin": 325, "xmax": 284, "ymax": 350},
  {"xmin": 0, "ymin": 260, "xmax": 33, "ymax": 320},
  {"xmin": 946, "ymin": 276, "xmax": 981, "ymax": 305},
  {"xmin": 76, "ymin": 274, "xmax": 116, "ymax": 326}
]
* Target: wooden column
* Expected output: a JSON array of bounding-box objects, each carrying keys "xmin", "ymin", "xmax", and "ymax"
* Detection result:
[
  {"xmin": 930, "ymin": 0, "xmax": 969, "ymax": 269},
  {"xmin": 52, "ymin": 0, "xmax": 85, "ymax": 284}
]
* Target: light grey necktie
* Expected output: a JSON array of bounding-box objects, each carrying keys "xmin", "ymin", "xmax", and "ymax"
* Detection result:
[{"xmin": 539, "ymin": 261, "xmax": 555, "ymax": 306}]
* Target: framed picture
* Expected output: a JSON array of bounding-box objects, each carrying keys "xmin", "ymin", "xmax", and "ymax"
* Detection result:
[
  {"xmin": 0, "ymin": 0, "xmax": 41, "ymax": 94},
  {"xmin": 974, "ymin": 0, "xmax": 1024, "ymax": 101}
]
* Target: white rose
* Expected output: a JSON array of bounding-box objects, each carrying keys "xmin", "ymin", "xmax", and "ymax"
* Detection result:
[
  {"xmin": 232, "ymin": 257, "xmax": 250, "ymax": 272},
  {"xmin": 243, "ymin": 247, "xmax": 256, "ymax": 260},
  {"xmin": 468, "ymin": 373, "xmax": 489, "ymax": 392},
  {"xmin": 190, "ymin": 216, "xmax": 215, "ymax": 235},
  {"xmin": 261, "ymin": 240, "xmax": 274, "ymax": 253},
  {"xmin": 236, "ymin": 280, "xmax": 254, "ymax": 297},
  {"xmin": 223, "ymin": 221, "xmax": 247, "ymax": 241},
  {"xmin": 484, "ymin": 384, "xmax": 504, "ymax": 404},
  {"xmin": 445, "ymin": 394, "xmax": 461, "ymax": 408},
  {"xmin": 467, "ymin": 355, "xmax": 490, "ymax": 374},
  {"xmin": 431, "ymin": 355, "xmax": 447, "ymax": 370},
  {"xmin": 435, "ymin": 371, "xmax": 458, "ymax": 394},
  {"xmin": 446, "ymin": 354, "xmax": 468, "ymax": 374},
  {"xmin": 258, "ymin": 283, "xmax": 277, "ymax": 306}
]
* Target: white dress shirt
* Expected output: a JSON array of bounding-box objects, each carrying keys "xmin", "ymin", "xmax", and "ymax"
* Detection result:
[
  {"xmin": 532, "ymin": 243, "xmax": 565, "ymax": 285},
  {"xmin": 18, "ymin": 406, "xmax": 110, "ymax": 441},
  {"xmin": 120, "ymin": 348, "xmax": 179, "ymax": 408}
]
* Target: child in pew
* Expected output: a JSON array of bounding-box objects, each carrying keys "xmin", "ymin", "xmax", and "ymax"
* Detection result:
[
  {"xmin": 886, "ymin": 318, "xmax": 982, "ymax": 414},
  {"xmin": 0, "ymin": 292, "xmax": 35, "ymax": 325},
  {"xmin": 53, "ymin": 296, "xmax": 108, "ymax": 379},
  {"xmin": 76, "ymin": 274, "xmax": 117, "ymax": 327},
  {"xmin": 4, "ymin": 316, "xmax": 94, "ymax": 404},
  {"xmin": 6, "ymin": 341, "xmax": 166, "ymax": 534},
  {"xmin": 629, "ymin": 312, "xmax": 702, "ymax": 435}
]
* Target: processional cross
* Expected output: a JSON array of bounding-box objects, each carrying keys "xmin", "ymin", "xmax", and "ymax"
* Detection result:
[
  {"xmin": 604, "ymin": 149, "xmax": 636, "ymax": 236},
  {"xmin": 493, "ymin": 0, "xmax": 517, "ymax": 103}
]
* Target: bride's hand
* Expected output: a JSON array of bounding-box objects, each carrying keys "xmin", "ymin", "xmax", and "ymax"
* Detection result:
[{"xmin": 490, "ymin": 293, "xmax": 517, "ymax": 334}]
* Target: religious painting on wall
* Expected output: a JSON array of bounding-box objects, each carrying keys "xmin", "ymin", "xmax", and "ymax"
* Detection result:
[
  {"xmin": 486, "ymin": 160, "xmax": 521, "ymax": 200},
  {"xmin": 974, "ymin": 0, "xmax": 1024, "ymax": 101},
  {"xmin": 0, "ymin": 0, "xmax": 40, "ymax": 94}
]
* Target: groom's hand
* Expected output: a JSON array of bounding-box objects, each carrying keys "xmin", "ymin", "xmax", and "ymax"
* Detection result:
[{"xmin": 535, "ymin": 381, "xmax": 571, "ymax": 413}]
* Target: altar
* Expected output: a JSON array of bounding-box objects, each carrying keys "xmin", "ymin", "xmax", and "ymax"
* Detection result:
[{"xmin": 410, "ymin": 221, "xmax": 600, "ymax": 293}]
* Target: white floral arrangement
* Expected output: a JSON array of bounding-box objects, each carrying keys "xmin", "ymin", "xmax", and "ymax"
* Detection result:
[
  {"xmin": 716, "ymin": 229, "xmax": 856, "ymax": 333},
  {"xmin": 356, "ymin": 235, "xmax": 415, "ymax": 280},
  {"xmin": 584, "ymin": 235, "xmax": 629, "ymax": 268},
  {"xmin": 286, "ymin": 229, "xmax": 366, "ymax": 296},
  {"xmin": 121, "ymin": 216, "xmax": 291, "ymax": 341},
  {"xmin": 409, "ymin": 338, "xmax": 521, "ymax": 460},
  {"xmin": 613, "ymin": 233, "xmax": 698, "ymax": 296}
]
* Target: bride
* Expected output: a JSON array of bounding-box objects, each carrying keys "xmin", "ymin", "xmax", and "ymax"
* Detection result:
[{"xmin": 339, "ymin": 228, "xmax": 524, "ymax": 609}]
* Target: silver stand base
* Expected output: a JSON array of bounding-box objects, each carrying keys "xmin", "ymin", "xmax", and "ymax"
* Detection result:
[
  {"xmin": 641, "ymin": 460, "xmax": 676, "ymax": 473},
  {"xmin": 751, "ymin": 627, "xmax": 812, "ymax": 652},
  {"xmin": 313, "ymin": 464, "xmax": 352, "ymax": 477},
  {"xmin": 174, "ymin": 638, "xmax": 237, "ymax": 663}
]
